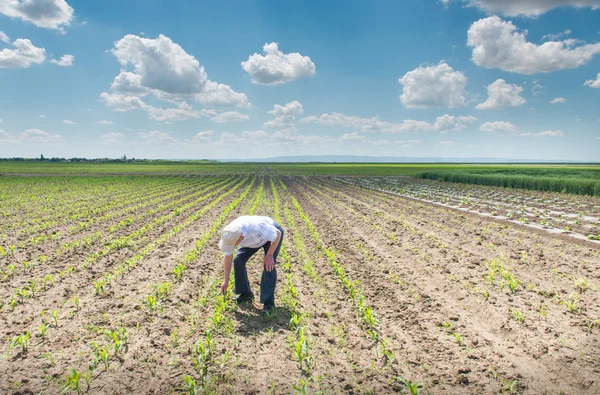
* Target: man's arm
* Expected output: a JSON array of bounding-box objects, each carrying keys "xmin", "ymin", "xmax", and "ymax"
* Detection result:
[
  {"xmin": 264, "ymin": 229, "xmax": 281, "ymax": 272},
  {"xmin": 220, "ymin": 254, "xmax": 233, "ymax": 295}
]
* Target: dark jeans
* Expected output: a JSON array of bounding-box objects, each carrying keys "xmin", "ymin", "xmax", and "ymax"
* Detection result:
[{"xmin": 233, "ymin": 223, "xmax": 284, "ymax": 306}]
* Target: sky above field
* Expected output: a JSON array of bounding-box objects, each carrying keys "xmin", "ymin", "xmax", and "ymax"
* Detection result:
[{"xmin": 0, "ymin": 0, "xmax": 600, "ymax": 161}]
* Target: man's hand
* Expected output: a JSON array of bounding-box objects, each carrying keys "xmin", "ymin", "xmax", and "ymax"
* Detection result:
[
  {"xmin": 264, "ymin": 255, "xmax": 275, "ymax": 272},
  {"xmin": 220, "ymin": 280, "xmax": 229, "ymax": 295}
]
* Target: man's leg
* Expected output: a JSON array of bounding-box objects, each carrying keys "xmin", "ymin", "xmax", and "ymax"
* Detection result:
[
  {"xmin": 234, "ymin": 247, "xmax": 258, "ymax": 297},
  {"xmin": 260, "ymin": 224, "xmax": 284, "ymax": 307}
]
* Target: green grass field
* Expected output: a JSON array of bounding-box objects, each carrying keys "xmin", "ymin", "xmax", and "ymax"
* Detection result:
[{"xmin": 1, "ymin": 161, "xmax": 599, "ymax": 195}]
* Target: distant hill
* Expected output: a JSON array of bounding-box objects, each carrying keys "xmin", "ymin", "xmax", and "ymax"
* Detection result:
[{"xmin": 224, "ymin": 155, "xmax": 590, "ymax": 164}]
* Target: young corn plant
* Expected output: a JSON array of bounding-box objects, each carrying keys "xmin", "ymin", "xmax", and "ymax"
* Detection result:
[
  {"xmin": 7, "ymin": 331, "xmax": 30, "ymax": 357},
  {"xmin": 396, "ymin": 376, "xmax": 425, "ymax": 395},
  {"xmin": 104, "ymin": 326, "xmax": 128, "ymax": 356}
]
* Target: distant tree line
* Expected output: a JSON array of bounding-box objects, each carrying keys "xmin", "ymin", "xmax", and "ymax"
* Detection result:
[{"xmin": 0, "ymin": 156, "xmax": 217, "ymax": 163}]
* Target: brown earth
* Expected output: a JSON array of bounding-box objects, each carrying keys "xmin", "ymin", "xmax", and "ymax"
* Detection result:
[{"xmin": 1, "ymin": 175, "xmax": 599, "ymax": 394}]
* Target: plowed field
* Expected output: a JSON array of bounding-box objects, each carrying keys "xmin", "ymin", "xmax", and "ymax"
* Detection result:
[{"xmin": 1, "ymin": 175, "xmax": 599, "ymax": 394}]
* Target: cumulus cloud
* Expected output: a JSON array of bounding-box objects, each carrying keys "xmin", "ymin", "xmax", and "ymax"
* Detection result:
[
  {"xmin": 195, "ymin": 80, "xmax": 251, "ymax": 108},
  {"xmin": 530, "ymin": 79, "xmax": 545, "ymax": 95},
  {"xmin": 21, "ymin": 128, "xmax": 63, "ymax": 143},
  {"xmin": 467, "ymin": 16, "xmax": 600, "ymax": 74},
  {"xmin": 99, "ymin": 93, "xmax": 147, "ymax": 112},
  {"xmin": 241, "ymin": 42, "xmax": 316, "ymax": 85},
  {"xmin": 211, "ymin": 111, "xmax": 250, "ymax": 123},
  {"xmin": 399, "ymin": 63, "xmax": 467, "ymax": 108},
  {"xmin": 264, "ymin": 115, "xmax": 296, "ymax": 129},
  {"xmin": 268, "ymin": 100, "xmax": 303, "ymax": 116},
  {"xmin": 97, "ymin": 120, "xmax": 114, "ymax": 125},
  {"xmin": 480, "ymin": 121, "xmax": 518, "ymax": 132},
  {"xmin": 551, "ymin": 97, "xmax": 567, "ymax": 104},
  {"xmin": 101, "ymin": 34, "xmax": 249, "ymax": 121},
  {"xmin": 0, "ymin": 38, "xmax": 45, "ymax": 68},
  {"xmin": 476, "ymin": 79, "xmax": 526, "ymax": 110},
  {"xmin": 37, "ymin": 114, "xmax": 46, "ymax": 118},
  {"xmin": 145, "ymin": 102, "xmax": 201, "ymax": 122},
  {"xmin": 101, "ymin": 132, "xmax": 124, "ymax": 144},
  {"xmin": 300, "ymin": 112, "xmax": 476, "ymax": 134},
  {"xmin": 584, "ymin": 73, "xmax": 600, "ymax": 88},
  {"xmin": 0, "ymin": 0, "xmax": 74, "ymax": 31},
  {"xmin": 188, "ymin": 130, "xmax": 214, "ymax": 144},
  {"xmin": 218, "ymin": 130, "xmax": 269, "ymax": 144},
  {"xmin": 50, "ymin": 54, "xmax": 73, "ymax": 66},
  {"xmin": 462, "ymin": 0, "xmax": 600, "ymax": 17},
  {"xmin": 0, "ymin": 31, "xmax": 9, "ymax": 43},
  {"xmin": 520, "ymin": 130, "xmax": 564, "ymax": 137},
  {"xmin": 137, "ymin": 131, "xmax": 176, "ymax": 144},
  {"xmin": 62, "ymin": 119, "xmax": 75, "ymax": 124}
]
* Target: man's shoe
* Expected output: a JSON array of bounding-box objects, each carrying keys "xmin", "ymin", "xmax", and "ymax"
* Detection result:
[
  {"xmin": 235, "ymin": 293, "xmax": 254, "ymax": 304},
  {"xmin": 261, "ymin": 304, "xmax": 275, "ymax": 316}
]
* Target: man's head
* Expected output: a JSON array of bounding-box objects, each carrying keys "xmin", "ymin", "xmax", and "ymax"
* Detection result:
[{"xmin": 219, "ymin": 223, "xmax": 244, "ymax": 255}]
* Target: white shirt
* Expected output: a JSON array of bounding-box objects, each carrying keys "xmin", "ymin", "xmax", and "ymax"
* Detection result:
[{"xmin": 227, "ymin": 216, "xmax": 279, "ymax": 255}]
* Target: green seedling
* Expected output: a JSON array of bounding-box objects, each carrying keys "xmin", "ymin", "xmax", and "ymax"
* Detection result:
[
  {"xmin": 172, "ymin": 263, "xmax": 185, "ymax": 281},
  {"xmin": 183, "ymin": 375, "xmax": 198, "ymax": 395},
  {"xmin": 7, "ymin": 331, "xmax": 30, "ymax": 357},
  {"xmin": 512, "ymin": 309, "xmax": 525, "ymax": 323},
  {"xmin": 396, "ymin": 376, "xmax": 425, "ymax": 395},
  {"xmin": 39, "ymin": 321, "xmax": 49, "ymax": 338}
]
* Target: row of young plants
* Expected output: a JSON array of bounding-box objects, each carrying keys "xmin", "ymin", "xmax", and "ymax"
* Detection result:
[
  {"xmin": 0, "ymin": 177, "xmax": 243, "ymax": 314},
  {"xmin": 270, "ymin": 177, "xmax": 316, "ymax": 392},
  {"xmin": 335, "ymin": 177, "xmax": 600, "ymax": 241},
  {"xmin": 18, "ymin": 178, "xmax": 257, "ymax": 394},
  {"xmin": 0, "ymin": 177, "xmax": 202, "ymax": 261},
  {"xmin": 2, "ymin": 176, "xmax": 193, "ymax": 236},
  {"xmin": 316, "ymin": 178, "xmax": 600, "ymax": 337},
  {"xmin": 0, "ymin": 177, "xmax": 223, "ymax": 271},
  {"xmin": 181, "ymin": 178, "xmax": 262, "ymax": 393}
]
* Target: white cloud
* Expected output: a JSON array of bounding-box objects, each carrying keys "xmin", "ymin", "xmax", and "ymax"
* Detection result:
[
  {"xmin": 300, "ymin": 112, "xmax": 476, "ymax": 134},
  {"xmin": 542, "ymin": 29, "xmax": 572, "ymax": 41},
  {"xmin": 195, "ymin": 80, "xmax": 251, "ymax": 108},
  {"xmin": 476, "ymin": 79, "xmax": 526, "ymax": 110},
  {"xmin": 584, "ymin": 73, "xmax": 600, "ymax": 88},
  {"xmin": 242, "ymin": 130, "xmax": 268, "ymax": 140},
  {"xmin": 110, "ymin": 72, "xmax": 149, "ymax": 96},
  {"xmin": 551, "ymin": 97, "xmax": 567, "ymax": 104},
  {"xmin": 97, "ymin": 120, "xmax": 114, "ymax": 125},
  {"xmin": 99, "ymin": 93, "xmax": 147, "ymax": 112},
  {"xmin": 21, "ymin": 128, "xmax": 63, "ymax": 143},
  {"xmin": 462, "ymin": 0, "xmax": 600, "ymax": 17},
  {"xmin": 530, "ymin": 79, "xmax": 545, "ymax": 95},
  {"xmin": 0, "ymin": 31, "xmax": 9, "ymax": 43},
  {"xmin": 268, "ymin": 101, "xmax": 303, "ymax": 116},
  {"xmin": 0, "ymin": 38, "xmax": 45, "ymax": 68},
  {"xmin": 101, "ymin": 132, "xmax": 124, "ymax": 144},
  {"xmin": 211, "ymin": 111, "xmax": 250, "ymax": 124},
  {"xmin": 112, "ymin": 34, "xmax": 206, "ymax": 97},
  {"xmin": 468, "ymin": 16, "xmax": 600, "ymax": 74},
  {"xmin": 137, "ymin": 131, "xmax": 176, "ymax": 144},
  {"xmin": 264, "ymin": 115, "xmax": 296, "ymax": 129},
  {"xmin": 519, "ymin": 130, "xmax": 564, "ymax": 137},
  {"xmin": 188, "ymin": 130, "xmax": 214, "ymax": 144},
  {"xmin": 50, "ymin": 54, "xmax": 73, "ymax": 66},
  {"xmin": 480, "ymin": 121, "xmax": 517, "ymax": 132},
  {"xmin": 399, "ymin": 63, "xmax": 467, "ymax": 108},
  {"xmin": 0, "ymin": 0, "xmax": 74, "ymax": 31},
  {"xmin": 241, "ymin": 42, "xmax": 316, "ymax": 85},
  {"xmin": 62, "ymin": 119, "xmax": 75, "ymax": 124},
  {"xmin": 102, "ymin": 34, "xmax": 249, "ymax": 120},
  {"xmin": 218, "ymin": 131, "xmax": 268, "ymax": 144},
  {"xmin": 37, "ymin": 114, "xmax": 46, "ymax": 118},
  {"xmin": 145, "ymin": 102, "xmax": 201, "ymax": 122}
]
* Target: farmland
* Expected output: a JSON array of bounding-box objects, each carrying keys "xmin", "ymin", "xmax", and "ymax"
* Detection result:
[{"xmin": 1, "ymin": 172, "xmax": 600, "ymax": 394}]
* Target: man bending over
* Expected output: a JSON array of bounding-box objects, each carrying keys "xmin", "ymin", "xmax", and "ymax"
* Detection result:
[{"xmin": 219, "ymin": 215, "xmax": 284, "ymax": 315}]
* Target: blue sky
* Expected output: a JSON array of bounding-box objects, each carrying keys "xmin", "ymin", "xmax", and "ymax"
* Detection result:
[{"xmin": 0, "ymin": 0, "xmax": 599, "ymax": 160}]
